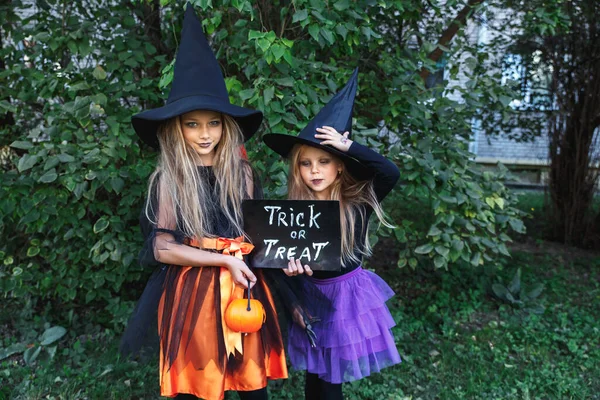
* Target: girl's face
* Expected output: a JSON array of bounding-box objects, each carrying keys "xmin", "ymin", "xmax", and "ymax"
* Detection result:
[
  {"xmin": 298, "ymin": 146, "xmax": 343, "ymax": 200},
  {"xmin": 180, "ymin": 110, "xmax": 223, "ymax": 165}
]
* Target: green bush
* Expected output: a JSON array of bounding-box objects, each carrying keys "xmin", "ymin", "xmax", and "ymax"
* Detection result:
[
  {"xmin": 0, "ymin": 2, "xmax": 165, "ymax": 326},
  {"xmin": 1, "ymin": 0, "xmax": 524, "ymax": 326}
]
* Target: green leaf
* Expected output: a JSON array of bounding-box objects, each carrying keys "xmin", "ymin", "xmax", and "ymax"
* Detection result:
[
  {"xmin": 0, "ymin": 343, "xmax": 27, "ymax": 360},
  {"xmin": 91, "ymin": 93, "xmax": 108, "ymax": 106},
  {"xmin": 434, "ymin": 245, "xmax": 449, "ymax": 257},
  {"xmin": 492, "ymin": 283, "xmax": 509, "ymax": 300},
  {"xmin": 40, "ymin": 326, "xmax": 67, "ymax": 346},
  {"xmin": 239, "ymin": 89, "xmax": 255, "ymax": 101},
  {"xmin": 44, "ymin": 156, "xmax": 59, "ymax": 170},
  {"xmin": 92, "ymin": 65, "xmax": 107, "ymax": 80},
  {"xmin": 27, "ymin": 247, "xmax": 40, "ymax": 257},
  {"xmin": 470, "ymin": 252, "xmax": 481, "ymax": 266},
  {"xmin": 528, "ymin": 283, "xmax": 544, "ymax": 299},
  {"xmin": 308, "ymin": 24, "xmax": 320, "ymax": 42},
  {"xmin": 271, "ymin": 44, "xmax": 286, "ymax": 60},
  {"xmin": 275, "ymin": 77, "xmax": 294, "ymax": 87},
  {"xmin": 434, "ymin": 256, "xmax": 446, "ymax": 269},
  {"xmin": 439, "ymin": 195, "xmax": 456, "ymax": 204},
  {"xmin": 397, "ymin": 258, "xmax": 407, "ymax": 268},
  {"xmin": 24, "ymin": 346, "xmax": 42, "ymax": 365},
  {"xmin": 250, "ymin": 29, "xmax": 266, "ymax": 40},
  {"xmin": 527, "ymin": 304, "xmax": 546, "ymax": 314},
  {"xmin": 499, "ymin": 95, "xmax": 512, "ymax": 107},
  {"xmin": 17, "ymin": 154, "xmax": 40, "ymax": 172},
  {"xmin": 58, "ymin": 153, "xmax": 75, "ymax": 163},
  {"xmin": 0, "ymin": 100, "xmax": 16, "ymax": 113},
  {"xmin": 10, "ymin": 140, "xmax": 33, "ymax": 150},
  {"xmin": 45, "ymin": 345, "xmax": 57, "ymax": 360},
  {"xmin": 508, "ymin": 218, "xmax": 525, "ymax": 233},
  {"xmin": 38, "ymin": 169, "xmax": 58, "ymax": 183},
  {"xmin": 408, "ymin": 258, "xmax": 418, "ymax": 269},
  {"xmin": 263, "ymin": 86, "xmax": 274, "ymax": 106},
  {"xmin": 145, "ymin": 43, "xmax": 157, "ymax": 55},
  {"xmin": 423, "ymin": 175, "xmax": 435, "ymax": 189},
  {"xmin": 335, "ymin": 24, "xmax": 348, "ymax": 39},
  {"xmin": 93, "ymin": 217, "xmax": 110, "ymax": 234},
  {"xmin": 427, "ymin": 225, "xmax": 442, "ymax": 237},
  {"xmin": 292, "ymin": 9, "xmax": 308, "ymax": 23},
  {"xmin": 414, "ymin": 243, "xmax": 433, "ymax": 254},
  {"xmin": 393, "ymin": 227, "xmax": 407, "ymax": 243},
  {"xmin": 70, "ymin": 82, "xmax": 91, "ymax": 92},
  {"xmin": 110, "ymin": 177, "xmax": 125, "ymax": 193},
  {"xmin": 320, "ymin": 29, "xmax": 335, "ymax": 45},
  {"xmin": 498, "ymin": 243, "xmax": 511, "ymax": 256},
  {"xmin": 86, "ymin": 291, "xmax": 96, "ymax": 303},
  {"xmin": 333, "ymin": 0, "xmax": 350, "ymax": 11},
  {"xmin": 256, "ymin": 38, "xmax": 271, "ymax": 53},
  {"xmin": 507, "ymin": 268, "xmax": 521, "ymax": 294}
]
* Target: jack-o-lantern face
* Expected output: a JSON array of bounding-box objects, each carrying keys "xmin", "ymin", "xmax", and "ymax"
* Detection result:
[{"xmin": 224, "ymin": 298, "xmax": 266, "ymax": 333}]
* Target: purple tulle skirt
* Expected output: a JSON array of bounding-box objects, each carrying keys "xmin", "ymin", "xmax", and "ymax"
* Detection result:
[{"xmin": 287, "ymin": 267, "xmax": 401, "ymax": 384}]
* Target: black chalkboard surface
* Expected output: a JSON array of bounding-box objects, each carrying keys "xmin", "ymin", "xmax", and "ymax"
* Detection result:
[{"xmin": 242, "ymin": 200, "xmax": 341, "ymax": 271}]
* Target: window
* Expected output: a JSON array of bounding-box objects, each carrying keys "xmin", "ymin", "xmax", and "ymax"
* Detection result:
[{"xmin": 501, "ymin": 51, "xmax": 553, "ymax": 111}]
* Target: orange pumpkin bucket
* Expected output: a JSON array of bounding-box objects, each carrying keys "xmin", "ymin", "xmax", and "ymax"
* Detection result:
[{"xmin": 224, "ymin": 279, "xmax": 266, "ymax": 333}]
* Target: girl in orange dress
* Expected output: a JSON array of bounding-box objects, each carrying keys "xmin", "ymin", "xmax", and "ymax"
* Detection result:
[{"xmin": 122, "ymin": 4, "xmax": 287, "ymax": 400}]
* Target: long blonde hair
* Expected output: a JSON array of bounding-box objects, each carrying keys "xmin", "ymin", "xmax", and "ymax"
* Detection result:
[
  {"xmin": 145, "ymin": 113, "xmax": 251, "ymax": 240},
  {"xmin": 288, "ymin": 144, "xmax": 392, "ymax": 266}
]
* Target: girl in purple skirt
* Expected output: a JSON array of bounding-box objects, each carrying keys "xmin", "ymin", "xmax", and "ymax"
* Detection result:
[{"xmin": 263, "ymin": 68, "xmax": 401, "ymax": 399}]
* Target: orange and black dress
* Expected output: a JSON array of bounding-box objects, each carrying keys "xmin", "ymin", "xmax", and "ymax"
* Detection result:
[{"xmin": 121, "ymin": 166, "xmax": 287, "ymax": 400}]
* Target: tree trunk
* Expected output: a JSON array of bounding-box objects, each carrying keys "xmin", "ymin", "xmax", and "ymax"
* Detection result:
[{"xmin": 546, "ymin": 0, "xmax": 600, "ymax": 247}]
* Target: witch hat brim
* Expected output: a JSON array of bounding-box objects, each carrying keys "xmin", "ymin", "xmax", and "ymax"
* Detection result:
[
  {"xmin": 263, "ymin": 133, "xmax": 373, "ymax": 181},
  {"xmin": 132, "ymin": 98, "xmax": 262, "ymax": 149},
  {"xmin": 263, "ymin": 68, "xmax": 374, "ymax": 180},
  {"xmin": 132, "ymin": 3, "xmax": 262, "ymax": 149}
]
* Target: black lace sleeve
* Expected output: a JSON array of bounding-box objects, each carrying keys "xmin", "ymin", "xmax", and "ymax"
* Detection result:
[{"xmin": 138, "ymin": 177, "xmax": 186, "ymax": 269}]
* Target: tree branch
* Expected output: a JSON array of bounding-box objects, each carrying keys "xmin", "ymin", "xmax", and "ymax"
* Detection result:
[
  {"xmin": 419, "ymin": 0, "xmax": 484, "ymax": 81},
  {"xmin": 0, "ymin": 0, "xmax": 15, "ymax": 131}
]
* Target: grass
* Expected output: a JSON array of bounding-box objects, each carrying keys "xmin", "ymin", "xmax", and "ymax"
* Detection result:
[
  {"xmin": 2, "ymin": 193, "xmax": 599, "ymax": 399},
  {"xmin": 2, "ymin": 244, "xmax": 599, "ymax": 400}
]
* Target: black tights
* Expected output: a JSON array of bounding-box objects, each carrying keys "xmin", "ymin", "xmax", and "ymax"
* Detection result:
[
  {"xmin": 304, "ymin": 373, "xmax": 343, "ymax": 400},
  {"xmin": 174, "ymin": 387, "xmax": 268, "ymax": 400}
]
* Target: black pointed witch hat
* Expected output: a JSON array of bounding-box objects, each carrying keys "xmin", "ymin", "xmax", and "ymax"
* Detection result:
[
  {"xmin": 263, "ymin": 68, "xmax": 372, "ymax": 180},
  {"xmin": 132, "ymin": 3, "xmax": 262, "ymax": 149}
]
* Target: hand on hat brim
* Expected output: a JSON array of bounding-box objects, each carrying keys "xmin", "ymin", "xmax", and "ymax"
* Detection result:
[{"xmin": 314, "ymin": 126, "xmax": 352, "ymax": 152}]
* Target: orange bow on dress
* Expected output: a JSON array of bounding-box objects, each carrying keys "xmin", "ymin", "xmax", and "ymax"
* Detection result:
[
  {"xmin": 199, "ymin": 236, "xmax": 255, "ymax": 260},
  {"xmin": 189, "ymin": 236, "xmax": 255, "ymax": 357}
]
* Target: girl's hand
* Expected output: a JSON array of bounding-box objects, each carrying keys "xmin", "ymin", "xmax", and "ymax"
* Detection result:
[
  {"xmin": 225, "ymin": 257, "xmax": 257, "ymax": 289},
  {"xmin": 283, "ymin": 257, "xmax": 313, "ymax": 277},
  {"xmin": 315, "ymin": 126, "xmax": 352, "ymax": 152}
]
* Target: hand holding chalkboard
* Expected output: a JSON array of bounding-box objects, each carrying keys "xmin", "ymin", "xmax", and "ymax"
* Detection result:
[
  {"xmin": 284, "ymin": 257, "xmax": 314, "ymax": 276},
  {"xmin": 242, "ymin": 200, "xmax": 341, "ymax": 271}
]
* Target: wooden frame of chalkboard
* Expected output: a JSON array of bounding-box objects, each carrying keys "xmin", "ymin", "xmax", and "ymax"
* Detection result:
[{"xmin": 242, "ymin": 199, "xmax": 341, "ymax": 271}]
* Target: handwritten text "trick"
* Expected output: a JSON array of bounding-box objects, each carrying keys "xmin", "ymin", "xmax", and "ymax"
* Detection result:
[{"xmin": 263, "ymin": 205, "xmax": 321, "ymax": 229}]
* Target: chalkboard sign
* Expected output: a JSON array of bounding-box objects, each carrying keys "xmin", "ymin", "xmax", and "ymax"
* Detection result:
[{"xmin": 242, "ymin": 200, "xmax": 341, "ymax": 271}]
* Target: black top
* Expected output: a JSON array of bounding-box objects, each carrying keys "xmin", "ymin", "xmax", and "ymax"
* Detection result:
[
  {"xmin": 311, "ymin": 142, "xmax": 400, "ymax": 279},
  {"xmin": 138, "ymin": 166, "xmax": 259, "ymax": 268}
]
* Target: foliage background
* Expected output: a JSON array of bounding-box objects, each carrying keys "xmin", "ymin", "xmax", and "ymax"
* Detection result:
[
  {"xmin": 0, "ymin": 0, "xmax": 525, "ymax": 328},
  {"xmin": 1, "ymin": 0, "xmax": 600, "ymax": 399}
]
